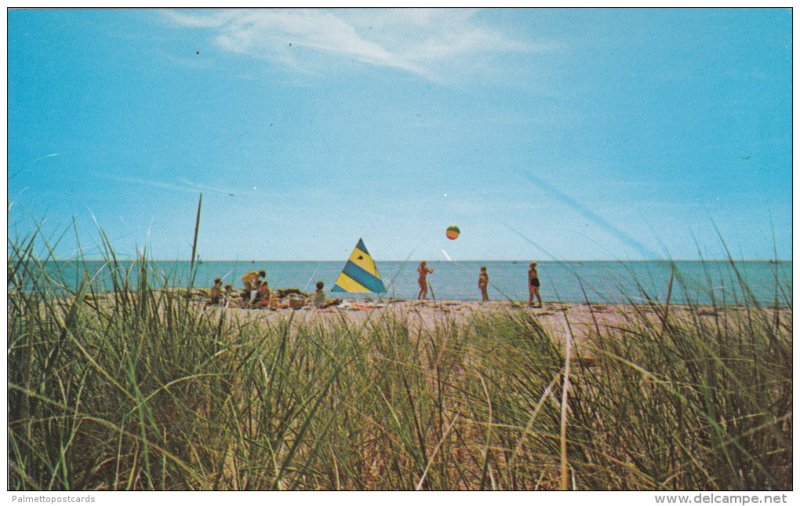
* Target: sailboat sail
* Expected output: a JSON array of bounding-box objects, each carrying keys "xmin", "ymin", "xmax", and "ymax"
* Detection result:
[{"xmin": 331, "ymin": 238, "xmax": 386, "ymax": 293}]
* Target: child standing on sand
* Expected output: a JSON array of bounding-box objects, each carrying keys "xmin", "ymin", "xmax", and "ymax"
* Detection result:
[
  {"xmin": 478, "ymin": 266, "xmax": 489, "ymax": 302},
  {"xmin": 417, "ymin": 261, "xmax": 434, "ymax": 300},
  {"xmin": 528, "ymin": 261, "xmax": 542, "ymax": 308}
]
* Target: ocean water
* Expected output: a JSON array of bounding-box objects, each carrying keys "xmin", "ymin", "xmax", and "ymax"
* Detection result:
[{"xmin": 38, "ymin": 260, "xmax": 792, "ymax": 306}]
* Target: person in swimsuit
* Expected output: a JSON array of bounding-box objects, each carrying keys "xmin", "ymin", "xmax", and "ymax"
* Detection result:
[
  {"xmin": 256, "ymin": 279, "xmax": 271, "ymax": 305},
  {"xmin": 528, "ymin": 261, "xmax": 542, "ymax": 308},
  {"xmin": 308, "ymin": 280, "xmax": 327, "ymax": 308},
  {"xmin": 478, "ymin": 266, "xmax": 489, "ymax": 302},
  {"xmin": 417, "ymin": 261, "xmax": 434, "ymax": 300},
  {"xmin": 241, "ymin": 269, "xmax": 266, "ymax": 291},
  {"xmin": 208, "ymin": 277, "xmax": 223, "ymax": 306},
  {"xmin": 223, "ymin": 284, "xmax": 234, "ymax": 306}
]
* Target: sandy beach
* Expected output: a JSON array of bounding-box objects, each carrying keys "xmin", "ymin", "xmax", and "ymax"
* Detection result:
[{"xmin": 205, "ymin": 298, "xmax": 792, "ymax": 345}]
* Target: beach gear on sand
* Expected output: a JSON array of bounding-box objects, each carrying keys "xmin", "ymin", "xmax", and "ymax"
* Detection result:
[
  {"xmin": 337, "ymin": 301, "xmax": 386, "ymax": 311},
  {"xmin": 446, "ymin": 225, "xmax": 460, "ymax": 240},
  {"xmin": 288, "ymin": 297, "xmax": 305, "ymax": 309},
  {"xmin": 332, "ymin": 238, "xmax": 386, "ymax": 293}
]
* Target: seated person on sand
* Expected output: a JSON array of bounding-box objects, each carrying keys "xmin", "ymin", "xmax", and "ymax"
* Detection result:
[
  {"xmin": 223, "ymin": 284, "xmax": 235, "ymax": 306},
  {"xmin": 478, "ymin": 266, "xmax": 489, "ymax": 302},
  {"xmin": 208, "ymin": 278, "xmax": 223, "ymax": 306},
  {"xmin": 307, "ymin": 280, "xmax": 326, "ymax": 309},
  {"xmin": 256, "ymin": 280, "xmax": 271, "ymax": 306},
  {"xmin": 417, "ymin": 261, "xmax": 434, "ymax": 300},
  {"xmin": 241, "ymin": 269, "xmax": 267, "ymax": 291}
]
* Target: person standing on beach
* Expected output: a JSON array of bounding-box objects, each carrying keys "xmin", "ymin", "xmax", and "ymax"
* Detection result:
[
  {"xmin": 417, "ymin": 261, "xmax": 434, "ymax": 300},
  {"xmin": 241, "ymin": 269, "xmax": 266, "ymax": 291},
  {"xmin": 528, "ymin": 261, "xmax": 542, "ymax": 308},
  {"xmin": 478, "ymin": 266, "xmax": 489, "ymax": 302}
]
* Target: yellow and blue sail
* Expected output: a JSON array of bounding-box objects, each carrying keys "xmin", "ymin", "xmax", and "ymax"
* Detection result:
[{"xmin": 332, "ymin": 238, "xmax": 386, "ymax": 293}]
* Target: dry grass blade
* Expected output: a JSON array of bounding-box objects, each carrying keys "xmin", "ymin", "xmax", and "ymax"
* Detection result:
[
  {"xmin": 559, "ymin": 328, "xmax": 572, "ymax": 490},
  {"xmin": 415, "ymin": 413, "xmax": 461, "ymax": 490}
]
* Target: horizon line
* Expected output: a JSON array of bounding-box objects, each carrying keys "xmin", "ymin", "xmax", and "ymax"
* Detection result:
[{"xmin": 48, "ymin": 258, "xmax": 792, "ymax": 263}]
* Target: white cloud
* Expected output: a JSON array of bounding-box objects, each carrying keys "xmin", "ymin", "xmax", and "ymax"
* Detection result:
[{"xmin": 161, "ymin": 9, "xmax": 550, "ymax": 82}]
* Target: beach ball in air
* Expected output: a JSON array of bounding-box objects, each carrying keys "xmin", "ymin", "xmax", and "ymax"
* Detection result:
[{"xmin": 446, "ymin": 226, "xmax": 460, "ymax": 240}]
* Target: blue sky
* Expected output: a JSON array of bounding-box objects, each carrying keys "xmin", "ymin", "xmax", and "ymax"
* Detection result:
[{"xmin": 7, "ymin": 8, "xmax": 792, "ymax": 261}]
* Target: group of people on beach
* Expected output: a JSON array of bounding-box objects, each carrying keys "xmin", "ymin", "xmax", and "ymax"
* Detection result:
[
  {"xmin": 208, "ymin": 261, "xmax": 543, "ymax": 309},
  {"xmin": 416, "ymin": 260, "xmax": 543, "ymax": 307},
  {"xmin": 208, "ymin": 269, "xmax": 269, "ymax": 307},
  {"xmin": 208, "ymin": 269, "xmax": 328, "ymax": 309}
]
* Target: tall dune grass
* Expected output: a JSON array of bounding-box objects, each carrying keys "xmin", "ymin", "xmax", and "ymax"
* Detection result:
[{"xmin": 7, "ymin": 228, "xmax": 791, "ymax": 490}]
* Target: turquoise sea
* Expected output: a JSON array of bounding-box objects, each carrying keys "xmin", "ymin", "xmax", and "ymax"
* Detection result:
[{"xmin": 40, "ymin": 260, "xmax": 792, "ymax": 306}]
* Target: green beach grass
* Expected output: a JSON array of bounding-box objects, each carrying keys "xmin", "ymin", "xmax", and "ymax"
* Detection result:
[{"xmin": 7, "ymin": 228, "xmax": 792, "ymax": 490}]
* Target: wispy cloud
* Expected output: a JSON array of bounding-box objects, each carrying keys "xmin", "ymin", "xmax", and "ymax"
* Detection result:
[
  {"xmin": 177, "ymin": 177, "xmax": 238, "ymax": 196},
  {"xmin": 32, "ymin": 152, "xmax": 60, "ymax": 163},
  {"xmin": 161, "ymin": 9, "xmax": 552, "ymax": 82},
  {"xmin": 10, "ymin": 153, "xmax": 61, "ymax": 180},
  {"xmin": 95, "ymin": 174, "xmax": 205, "ymax": 195},
  {"xmin": 520, "ymin": 172, "xmax": 660, "ymax": 259},
  {"xmin": 96, "ymin": 174, "xmax": 240, "ymax": 197}
]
